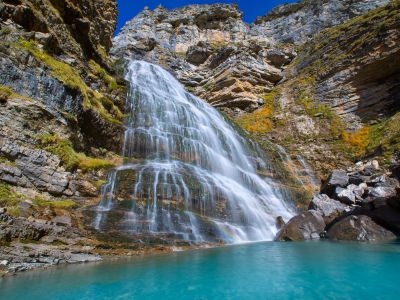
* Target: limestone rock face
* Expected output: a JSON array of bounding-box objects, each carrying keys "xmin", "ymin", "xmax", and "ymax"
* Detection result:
[
  {"xmin": 0, "ymin": 0, "xmax": 125, "ymax": 200},
  {"xmin": 0, "ymin": 0, "xmax": 125, "ymax": 151},
  {"xmin": 252, "ymin": 0, "xmax": 390, "ymax": 44},
  {"xmin": 0, "ymin": 141, "xmax": 72, "ymax": 196},
  {"xmin": 293, "ymin": 1, "xmax": 400, "ymax": 125},
  {"xmin": 112, "ymin": 1, "xmax": 389, "ymax": 112},
  {"xmin": 112, "ymin": 4, "xmax": 289, "ymax": 111}
]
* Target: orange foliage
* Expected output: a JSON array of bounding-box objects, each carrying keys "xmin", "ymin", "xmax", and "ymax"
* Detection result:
[
  {"xmin": 342, "ymin": 127, "xmax": 369, "ymax": 156},
  {"xmin": 237, "ymin": 107, "xmax": 273, "ymax": 134}
]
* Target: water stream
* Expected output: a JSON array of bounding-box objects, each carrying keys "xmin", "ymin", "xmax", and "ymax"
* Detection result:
[{"xmin": 94, "ymin": 61, "xmax": 294, "ymax": 243}]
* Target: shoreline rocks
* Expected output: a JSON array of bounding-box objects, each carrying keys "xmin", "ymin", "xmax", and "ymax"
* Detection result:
[{"xmin": 276, "ymin": 160, "xmax": 400, "ymax": 242}]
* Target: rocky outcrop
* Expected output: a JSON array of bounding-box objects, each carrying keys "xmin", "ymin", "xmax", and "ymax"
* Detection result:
[
  {"xmin": 112, "ymin": 1, "xmax": 387, "ymax": 112},
  {"xmin": 309, "ymin": 194, "xmax": 351, "ymax": 223},
  {"xmin": 0, "ymin": 141, "xmax": 76, "ymax": 196},
  {"xmin": 0, "ymin": 0, "xmax": 126, "ymax": 200},
  {"xmin": 0, "ymin": 207, "xmax": 102, "ymax": 274},
  {"xmin": 279, "ymin": 159, "xmax": 400, "ymax": 242},
  {"xmin": 293, "ymin": 1, "xmax": 400, "ymax": 125},
  {"xmin": 237, "ymin": 1, "xmax": 400, "ymax": 178},
  {"xmin": 0, "ymin": 0, "xmax": 130, "ymax": 275},
  {"xmin": 252, "ymin": 0, "xmax": 389, "ymax": 44},
  {"xmin": 112, "ymin": 4, "xmax": 291, "ymax": 111}
]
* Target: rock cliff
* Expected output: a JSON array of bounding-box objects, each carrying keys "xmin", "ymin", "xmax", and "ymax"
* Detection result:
[
  {"xmin": 0, "ymin": 0, "xmax": 132, "ymax": 275},
  {"xmin": 0, "ymin": 0, "xmax": 126, "ymax": 197},
  {"xmin": 112, "ymin": 0, "xmax": 396, "ymax": 177}
]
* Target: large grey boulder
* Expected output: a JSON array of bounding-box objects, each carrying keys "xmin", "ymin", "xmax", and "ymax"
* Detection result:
[
  {"xmin": 327, "ymin": 215, "xmax": 396, "ymax": 242},
  {"xmin": 275, "ymin": 210, "xmax": 325, "ymax": 241}
]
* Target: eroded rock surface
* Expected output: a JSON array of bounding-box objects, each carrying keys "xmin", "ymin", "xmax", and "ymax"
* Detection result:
[{"xmin": 112, "ymin": 1, "xmax": 387, "ymax": 112}]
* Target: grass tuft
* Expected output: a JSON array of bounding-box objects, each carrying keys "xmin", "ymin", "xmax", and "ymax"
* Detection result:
[
  {"xmin": 36, "ymin": 134, "xmax": 116, "ymax": 172},
  {"xmin": 32, "ymin": 196, "xmax": 77, "ymax": 209}
]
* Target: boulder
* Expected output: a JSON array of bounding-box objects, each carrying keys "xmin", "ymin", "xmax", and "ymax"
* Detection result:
[
  {"xmin": 368, "ymin": 186, "xmax": 397, "ymax": 198},
  {"xmin": 334, "ymin": 184, "xmax": 365, "ymax": 205},
  {"xmin": 321, "ymin": 170, "xmax": 349, "ymax": 196},
  {"xmin": 309, "ymin": 194, "xmax": 351, "ymax": 223},
  {"xmin": 327, "ymin": 215, "xmax": 396, "ymax": 242},
  {"xmin": 275, "ymin": 216, "xmax": 286, "ymax": 230},
  {"xmin": 275, "ymin": 210, "xmax": 325, "ymax": 241}
]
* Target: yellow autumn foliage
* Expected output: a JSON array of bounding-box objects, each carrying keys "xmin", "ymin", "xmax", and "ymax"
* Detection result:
[
  {"xmin": 342, "ymin": 127, "xmax": 369, "ymax": 157},
  {"xmin": 237, "ymin": 107, "xmax": 273, "ymax": 134}
]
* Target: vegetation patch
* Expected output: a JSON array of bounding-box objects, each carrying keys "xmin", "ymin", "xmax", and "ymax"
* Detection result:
[
  {"xmin": 37, "ymin": 133, "xmax": 116, "ymax": 172},
  {"xmin": 0, "ymin": 85, "xmax": 12, "ymax": 103},
  {"xmin": 32, "ymin": 196, "xmax": 77, "ymax": 209},
  {"xmin": 0, "ymin": 183, "xmax": 24, "ymax": 208},
  {"xmin": 342, "ymin": 128, "xmax": 370, "ymax": 158},
  {"xmin": 89, "ymin": 60, "xmax": 119, "ymax": 91},
  {"xmin": 366, "ymin": 112, "xmax": 400, "ymax": 163},
  {"xmin": 236, "ymin": 89, "xmax": 281, "ymax": 134},
  {"xmin": 0, "ymin": 183, "xmax": 25, "ymax": 216}
]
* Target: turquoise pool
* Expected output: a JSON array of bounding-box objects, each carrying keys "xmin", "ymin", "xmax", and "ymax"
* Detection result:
[{"xmin": 1, "ymin": 241, "xmax": 400, "ymax": 299}]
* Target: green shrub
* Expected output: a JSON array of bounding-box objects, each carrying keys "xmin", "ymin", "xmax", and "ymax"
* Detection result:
[{"xmin": 0, "ymin": 183, "xmax": 24, "ymax": 207}]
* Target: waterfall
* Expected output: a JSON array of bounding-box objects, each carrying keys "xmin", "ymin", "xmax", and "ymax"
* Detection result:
[{"xmin": 94, "ymin": 60, "xmax": 294, "ymax": 243}]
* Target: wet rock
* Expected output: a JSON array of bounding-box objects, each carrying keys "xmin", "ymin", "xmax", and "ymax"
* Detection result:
[
  {"xmin": 275, "ymin": 216, "xmax": 286, "ymax": 230},
  {"xmin": 321, "ymin": 170, "xmax": 349, "ymax": 196},
  {"xmin": 327, "ymin": 215, "xmax": 396, "ymax": 242},
  {"xmin": 275, "ymin": 210, "xmax": 325, "ymax": 241}
]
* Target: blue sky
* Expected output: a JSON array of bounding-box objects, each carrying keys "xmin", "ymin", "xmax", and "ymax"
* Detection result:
[{"xmin": 116, "ymin": 0, "xmax": 298, "ymax": 34}]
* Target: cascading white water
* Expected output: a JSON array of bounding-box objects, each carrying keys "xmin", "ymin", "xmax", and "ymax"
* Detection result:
[{"xmin": 94, "ymin": 60, "xmax": 294, "ymax": 243}]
